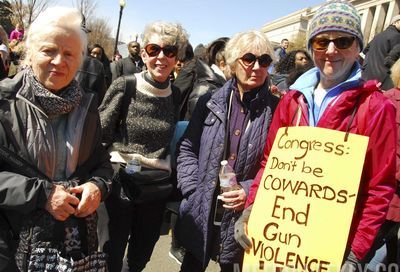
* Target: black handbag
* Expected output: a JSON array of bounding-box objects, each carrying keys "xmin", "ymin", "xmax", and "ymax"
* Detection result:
[
  {"xmin": 116, "ymin": 165, "xmax": 173, "ymax": 204},
  {"xmin": 15, "ymin": 211, "xmax": 107, "ymax": 272},
  {"xmin": 0, "ymin": 145, "xmax": 107, "ymax": 272}
]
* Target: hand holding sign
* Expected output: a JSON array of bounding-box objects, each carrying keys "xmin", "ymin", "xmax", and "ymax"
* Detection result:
[{"xmin": 243, "ymin": 127, "xmax": 369, "ymax": 272}]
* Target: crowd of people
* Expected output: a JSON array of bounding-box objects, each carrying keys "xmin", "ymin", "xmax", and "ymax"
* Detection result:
[{"xmin": 0, "ymin": 0, "xmax": 398, "ymax": 272}]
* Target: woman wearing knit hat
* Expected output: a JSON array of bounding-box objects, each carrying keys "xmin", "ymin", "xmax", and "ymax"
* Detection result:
[{"xmin": 236, "ymin": 1, "xmax": 396, "ymax": 271}]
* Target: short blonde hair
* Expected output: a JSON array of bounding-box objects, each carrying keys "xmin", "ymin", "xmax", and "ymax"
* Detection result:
[
  {"xmin": 224, "ymin": 30, "xmax": 275, "ymax": 77},
  {"xmin": 391, "ymin": 58, "xmax": 400, "ymax": 88},
  {"xmin": 141, "ymin": 21, "xmax": 189, "ymax": 57},
  {"xmin": 25, "ymin": 7, "xmax": 87, "ymax": 66}
]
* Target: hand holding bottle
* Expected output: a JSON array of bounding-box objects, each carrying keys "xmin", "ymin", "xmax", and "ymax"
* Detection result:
[
  {"xmin": 218, "ymin": 160, "xmax": 246, "ymax": 211},
  {"xmin": 220, "ymin": 189, "xmax": 246, "ymax": 211}
]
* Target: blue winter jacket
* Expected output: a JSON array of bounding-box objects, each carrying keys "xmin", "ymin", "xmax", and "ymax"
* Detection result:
[{"xmin": 176, "ymin": 78, "xmax": 278, "ymax": 267}]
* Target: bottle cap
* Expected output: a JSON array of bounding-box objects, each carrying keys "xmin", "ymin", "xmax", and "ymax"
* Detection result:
[{"xmin": 220, "ymin": 160, "xmax": 228, "ymax": 166}]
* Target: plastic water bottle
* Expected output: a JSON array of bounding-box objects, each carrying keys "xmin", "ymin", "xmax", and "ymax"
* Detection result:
[
  {"xmin": 125, "ymin": 158, "xmax": 141, "ymax": 174},
  {"xmin": 219, "ymin": 160, "xmax": 238, "ymax": 193}
]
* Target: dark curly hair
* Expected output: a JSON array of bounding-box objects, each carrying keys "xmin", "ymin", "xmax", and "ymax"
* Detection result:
[
  {"xmin": 274, "ymin": 49, "xmax": 312, "ymax": 74},
  {"xmin": 88, "ymin": 43, "xmax": 110, "ymax": 66}
]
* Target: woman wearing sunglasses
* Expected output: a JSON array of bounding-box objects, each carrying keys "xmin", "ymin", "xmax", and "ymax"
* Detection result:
[
  {"xmin": 176, "ymin": 30, "xmax": 279, "ymax": 272},
  {"xmin": 240, "ymin": 1, "xmax": 396, "ymax": 271},
  {"xmin": 99, "ymin": 21, "xmax": 188, "ymax": 272}
]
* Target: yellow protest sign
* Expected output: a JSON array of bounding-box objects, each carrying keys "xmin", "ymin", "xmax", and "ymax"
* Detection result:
[{"xmin": 243, "ymin": 127, "xmax": 369, "ymax": 272}]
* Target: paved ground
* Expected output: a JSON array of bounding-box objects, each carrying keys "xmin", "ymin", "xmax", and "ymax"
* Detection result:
[
  {"xmin": 121, "ymin": 233, "xmax": 219, "ymax": 272},
  {"xmin": 119, "ymin": 209, "xmax": 220, "ymax": 272},
  {"xmin": 143, "ymin": 234, "xmax": 218, "ymax": 272}
]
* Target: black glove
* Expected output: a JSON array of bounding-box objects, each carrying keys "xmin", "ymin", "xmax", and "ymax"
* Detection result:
[
  {"xmin": 341, "ymin": 250, "xmax": 361, "ymax": 272},
  {"xmin": 234, "ymin": 204, "xmax": 253, "ymax": 250}
]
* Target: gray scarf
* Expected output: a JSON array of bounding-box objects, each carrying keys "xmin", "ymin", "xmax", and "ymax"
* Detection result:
[{"xmin": 27, "ymin": 67, "xmax": 83, "ymax": 116}]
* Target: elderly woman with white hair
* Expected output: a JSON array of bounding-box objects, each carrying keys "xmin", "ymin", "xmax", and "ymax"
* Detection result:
[
  {"xmin": 176, "ymin": 30, "xmax": 279, "ymax": 272},
  {"xmin": 99, "ymin": 21, "xmax": 188, "ymax": 272},
  {"xmin": 0, "ymin": 6, "xmax": 112, "ymax": 271}
]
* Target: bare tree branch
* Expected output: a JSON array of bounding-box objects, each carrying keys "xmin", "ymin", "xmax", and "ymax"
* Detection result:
[
  {"xmin": 9, "ymin": 0, "xmax": 53, "ymax": 26},
  {"xmin": 87, "ymin": 17, "xmax": 113, "ymax": 57},
  {"xmin": 73, "ymin": 0, "xmax": 97, "ymax": 21}
]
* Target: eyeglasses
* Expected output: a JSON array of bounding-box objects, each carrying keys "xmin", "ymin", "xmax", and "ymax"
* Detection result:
[
  {"xmin": 239, "ymin": 53, "xmax": 272, "ymax": 68},
  {"xmin": 144, "ymin": 44, "xmax": 178, "ymax": 58},
  {"xmin": 311, "ymin": 36, "xmax": 356, "ymax": 51}
]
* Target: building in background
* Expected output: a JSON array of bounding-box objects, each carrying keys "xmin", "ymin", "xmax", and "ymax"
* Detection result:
[{"xmin": 262, "ymin": 0, "xmax": 400, "ymax": 48}]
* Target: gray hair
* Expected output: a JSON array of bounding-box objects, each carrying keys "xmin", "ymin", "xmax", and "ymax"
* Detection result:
[
  {"xmin": 224, "ymin": 30, "xmax": 275, "ymax": 76},
  {"xmin": 141, "ymin": 21, "xmax": 189, "ymax": 57},
  {"xmin": 25, "ymin": 6, "xmax": 87, "ymax": 66}
]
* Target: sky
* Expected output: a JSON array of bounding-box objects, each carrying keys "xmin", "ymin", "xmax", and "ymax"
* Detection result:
[{"xmin": 59, "ymin": 0, "xmax": 324, "ymax": 47}]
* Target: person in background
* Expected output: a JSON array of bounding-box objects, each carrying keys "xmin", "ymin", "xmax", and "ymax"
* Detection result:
[
  {"xmin": 274, "ymin": 38, "xmax": 289, "ymax": 61},
  {"xmin": 100, "ymin": 21, "xmax": 188, "ymax": 272},
  {"xmin": 75, "ymin": 54, "xmax": 107, "ymax": 106},
  {"xmin": 237, "ymin": 2, "xmax": 396, "ymax": 271},
  {"xmin": 367, "ymin": 58, "xmax": 400, "ymax": 271},
  {"xmin": 173, "ymin": 38, "xmax": 228, "ymax": 121},
  {"xmin": 75, "ymin": 24, "xmax": 107, "ymax": 106},
  {"xmin": 270, "ymin": 49, "xmax": 313, "ymax": 95},
  {"xmin": 9, "ymin": 23, "xmax": 24, "ymax": 42},
  {"xmin": 113, "ymin": 51, "xmax": 122, "ymax": 62},
  {"xmin": 166, "ymin": 42, "xmax": 195, "ymax": 265},
  {"xmin": 7, "ymin": 39, "xmax": 25, "ymax": 78},
  {"xmin": 193, "ymin": 43, "xmax": 207, "ymax": 62},
  {"xmin": 173, "ymin": 42, "xmax": 194, "ymax": 80},
  {"xmin": 362, "ymin": 14, "xmax": 400, "ymax": 90},
  {"xmin": 0, "ymin": 26, "xmax": 9, "ymax": 74},
  {"xmin": 207, "ymin": 37, "xmax": 230, "ymax": 81},
  {"xmin": 89, "ymin": 43, "xmax": 112, "ymax": 87},
  {"xmin": 176, "ymin": 30, "xmax": 279, "ymax": 272},
  {"xmin": 0, "ymin": 58, "xmax": 5, "ymax": 80},
  {"xmin": 113, "ymin": 41, "xmax": 145, "ymax": 81},
  {"xmin": 0, "ymin": 7, "xmax": 112, "ymax": 271}
]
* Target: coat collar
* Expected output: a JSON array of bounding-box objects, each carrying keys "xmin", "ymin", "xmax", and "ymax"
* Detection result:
[{"xmin": 207, "ymin": 77, "xmax": 272, "ymax": 114}]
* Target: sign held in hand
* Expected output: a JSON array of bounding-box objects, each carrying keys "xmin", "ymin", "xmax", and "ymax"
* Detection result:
[{"xmin": 243, "ymin": 127, "xmax": 369, "ymax": 272}]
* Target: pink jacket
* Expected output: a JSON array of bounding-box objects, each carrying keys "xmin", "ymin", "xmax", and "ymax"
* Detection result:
[{"xmin": 9, "ymin": 29, "xmax": 24, "ymax": 41}]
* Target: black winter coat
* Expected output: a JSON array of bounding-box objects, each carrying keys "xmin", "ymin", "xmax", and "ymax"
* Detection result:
[
  {"xmin": 0, "ymin": 71, "xmax": 112, "ymax": 271},
  {"xmin": 362, "ymin": 25, "xmax": 400, "ymax": 90},
  {"xmin": 75, "ymin": 56, "xmax": 107, "ymax": 105},
  {"xmin": 173, "ymin": 58, "xmax": 226, "ymax": 120}
]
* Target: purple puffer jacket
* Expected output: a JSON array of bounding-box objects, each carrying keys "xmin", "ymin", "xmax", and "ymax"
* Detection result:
[{"xmin": 176, "ymin": 78, "xmax": 278, "ymax": 267}]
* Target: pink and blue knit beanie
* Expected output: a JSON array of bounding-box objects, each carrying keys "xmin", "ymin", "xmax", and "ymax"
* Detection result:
[{"xmin": 307, "ymin": 0, "xmax": 363, "ymax": 51}]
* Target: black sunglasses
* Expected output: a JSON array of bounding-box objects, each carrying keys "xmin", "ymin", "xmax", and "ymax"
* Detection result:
[
  {"xmin": 311, "ymin": 36, "xmax": 356, "ymax": 51},
  {"xmin": 239, "ymin": 53, "xmax": 272, "ymax": 68},
  {"xmin": 144, "ymin": 44, "xmax": 178, "ymax": 58}
]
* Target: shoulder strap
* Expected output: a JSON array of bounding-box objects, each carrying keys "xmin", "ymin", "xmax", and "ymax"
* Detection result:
[
  {"xmin": 171, "ymin": 86, "xmax": 181, "ymax": 122},
  {"xmin": 0, "ymin": 145, "xmax": 48, "ymax": 180},
  {"xmin": 119, "ymin": 74, "xmax": 137, "ymax": 145},
  {"xmin": 120, "ymin": 74, "xmax": 137, "ymax": 123}
]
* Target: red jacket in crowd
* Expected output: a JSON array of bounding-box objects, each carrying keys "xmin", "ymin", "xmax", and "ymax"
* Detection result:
[{"xmin": 246, "ymin": 81, "xmax": 396, "ymax": 260}]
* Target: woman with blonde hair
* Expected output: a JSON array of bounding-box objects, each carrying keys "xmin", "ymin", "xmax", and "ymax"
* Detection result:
[{"xmin": 176, "ymin": 30, "xmax": 279, "ymax": 272}]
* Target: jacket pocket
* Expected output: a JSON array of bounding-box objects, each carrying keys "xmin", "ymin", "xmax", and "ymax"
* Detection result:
[
  {"xmin": 179, "ymin": 191, "xmax": 196, "ymax": 217},
  {"xmin": 204, "ymin": 114, "xmax": 217, "ymax": 126}
]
